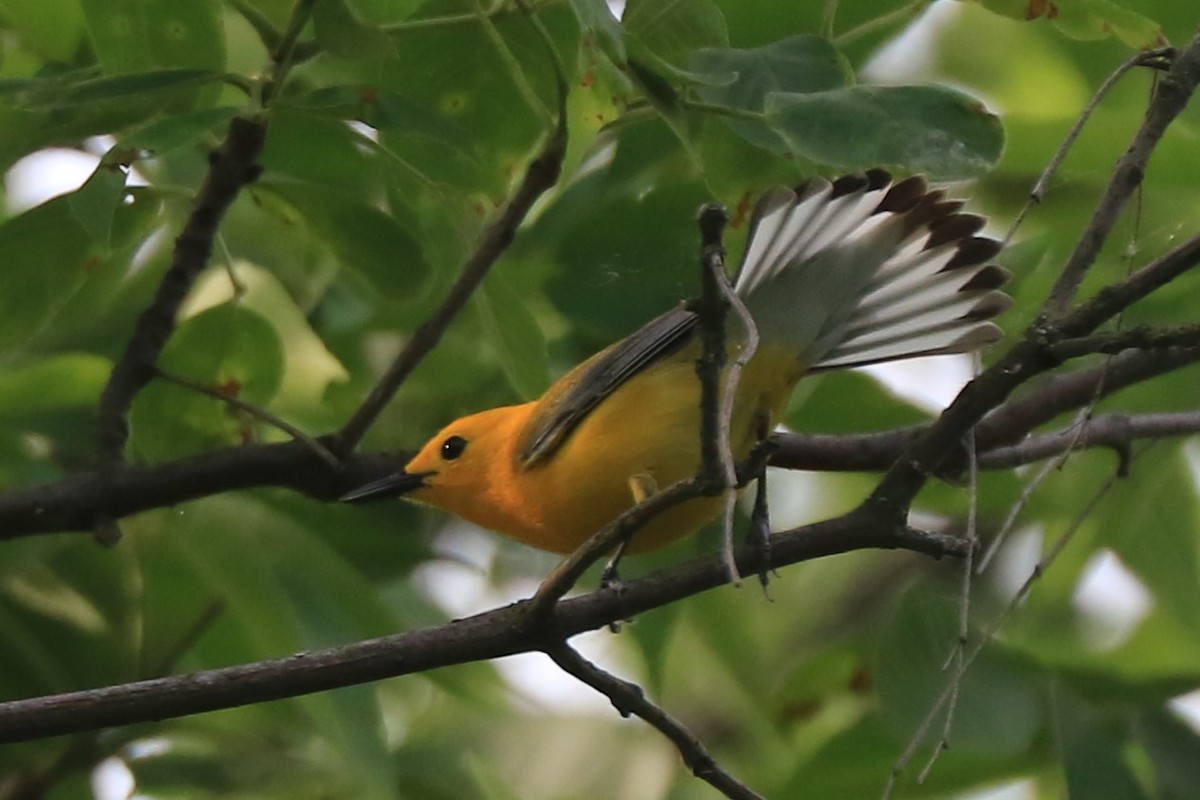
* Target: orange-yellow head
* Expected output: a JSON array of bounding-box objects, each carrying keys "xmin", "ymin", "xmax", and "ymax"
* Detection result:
[{"xmin": 342, "ymin": 403, "xmax": 542, "ymax": 541}]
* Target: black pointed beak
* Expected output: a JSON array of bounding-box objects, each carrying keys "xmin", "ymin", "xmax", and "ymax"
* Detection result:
[{"xmin": 340, "ymin": 471, "xmax": 432, "ymax": 503}]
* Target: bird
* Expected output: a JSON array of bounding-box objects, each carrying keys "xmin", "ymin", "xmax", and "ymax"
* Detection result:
[{"xmin": 342, "ymin": 170, "xmax": 1011, "ymax": 559}]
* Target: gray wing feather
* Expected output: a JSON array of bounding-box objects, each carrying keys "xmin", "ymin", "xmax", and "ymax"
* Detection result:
[{"xmin": 519, "ymin": 306, "xmax": 698, "ymax": 466}]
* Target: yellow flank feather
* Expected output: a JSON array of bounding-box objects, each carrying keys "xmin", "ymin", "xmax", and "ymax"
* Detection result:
[{"xmin": 343, "ymin": 171, "xmax": 1012, "ymax": 556}]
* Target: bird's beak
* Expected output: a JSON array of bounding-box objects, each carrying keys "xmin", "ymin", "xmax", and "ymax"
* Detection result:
[{"xmin": 340, "ymin": 471, "xmax": 433, "ymax": 503}]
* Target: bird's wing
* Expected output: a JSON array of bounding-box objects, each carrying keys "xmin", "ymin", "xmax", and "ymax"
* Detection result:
[
  {"xmin": 733, "ymin": 170, "xmax": 1010, "ymax": 370},
  {"xmin": 517, "ymin": 305, "xmax": 699, "ymax": 468}
]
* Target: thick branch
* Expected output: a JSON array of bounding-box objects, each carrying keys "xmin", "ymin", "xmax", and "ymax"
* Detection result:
[
  {"xmin": 0, "ymin": 515, "xmax": 961, "ymax": 743},
  {"xmin": 978, "ymin": 411, "xmax": 1200, "ymax": 469},
  {"xmin": 0, "ymin": 440, "xmax": 405, "ymax": 539},
  {"xmin": 976, "ymin": 344, "xmax": 1200, "ymax": 451},
  {"xmin": 5, "ymin": 340, "xmax": 1200, "ymax": 539}
]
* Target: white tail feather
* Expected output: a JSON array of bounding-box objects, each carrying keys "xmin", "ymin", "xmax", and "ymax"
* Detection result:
[{"xmin": 732, "ymin": 172, "xmax": 1010, "ymax": 371}]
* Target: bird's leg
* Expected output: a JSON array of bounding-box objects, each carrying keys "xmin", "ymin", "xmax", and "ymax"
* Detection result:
[
  {"xmin": 745, "ymin": 415, "xmax": 774, "ymax": 589},
  {"xmin": 601, "ymin": 473, "xmax": 658, "ymax": 589},
  {"xmin": 748, "ymin": 465, "xmax": 772, "ymax": 589},
  {"xmin": 600, "ymin": 540, "xmax": 629, "ymax": 590}
]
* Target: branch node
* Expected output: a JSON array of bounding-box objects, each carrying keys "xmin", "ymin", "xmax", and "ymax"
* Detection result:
[{"xmin": 92, "ymin": 516, "xmax": 122, "ymax": 547}]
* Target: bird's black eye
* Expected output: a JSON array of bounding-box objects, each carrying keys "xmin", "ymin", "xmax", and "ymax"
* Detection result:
[{"xmin": 441, "ymin": 435, "xmax": 468, "ymax": 461}]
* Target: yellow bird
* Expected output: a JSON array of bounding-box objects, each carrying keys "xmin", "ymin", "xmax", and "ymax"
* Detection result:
[{"xmin": 343, "ymin": 171, "xmax": 1010, "ymax": 555}]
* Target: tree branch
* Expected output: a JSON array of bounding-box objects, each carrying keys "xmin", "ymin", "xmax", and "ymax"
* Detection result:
[
  {"xmin": 1042, "ymin": 41, "xmax": 1200, "ymax": 313},
  {"xmin": 978, "ymin": 410, "xmax": 1200, "ymax": 470},
  {"xmin": 94, "ymin": 115, "xmax": 268, "ymax": 465},
  {"xmin": 864, "ymin": 30, "xmax": 1200, "ymax": 519},
  {"xmin": 976, "ymin": 344, "xmax": 1200, "ymax": 451},
  {"xmin": 0, "ymin": 440, "xmax": 404, "ymax": 539},
  {"xmin": 0, "ymin": 515, "xmax": 963, "ymax": 744},
  {"xmin": 545, "ymin": 642, "xmax": 766, "ymax": 800},
  {"xmin": 93, "ymin": 0, "xmax": 323, "ymax": 467},
  {"xmin": 5, "ymin": 339, "xmax": 1200, "ymax": 540},
  {"xmin": 332, "ymin": 3, "xmax": 570, "ymax": 456}
]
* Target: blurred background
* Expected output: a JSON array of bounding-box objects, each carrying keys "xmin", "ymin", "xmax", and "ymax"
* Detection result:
[{"xmin": 2, "ymin": 0, "xmax": 1199, "ymax": 797}]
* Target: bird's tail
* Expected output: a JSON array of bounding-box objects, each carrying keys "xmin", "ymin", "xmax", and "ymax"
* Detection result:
[{"xmin": 733, "ymin": 170, "xmax": 1011, "ymax": 370}]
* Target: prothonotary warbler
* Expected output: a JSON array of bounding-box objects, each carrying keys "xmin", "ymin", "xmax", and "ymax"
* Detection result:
[{"xmin": 343, "ymin": 170, "xmax": 1011, "ymax": 556}]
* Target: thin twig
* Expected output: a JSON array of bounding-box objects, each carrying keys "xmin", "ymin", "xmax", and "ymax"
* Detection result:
[
  {"xmin": 976, "ymin": 345, "xmax": 1200, "ymax": 453},
  {"xmin": 1001, "ymin": 49, "xmax": 1164, "ymax": 248},
  {"xmin": 215, "ymin": 234, "xmax": 247, "ymax": 298},
  {"xmin": 975, "ymin": 409, "xmax": 1086, "ymax": 572},
  {"xmin": 545, "ymin": 642, "xmax": 765, "ymax": 800},
  {"xmin": 1048, "ymin": 321, "xmax": 1200, "ymax": 361},
  {"xmin": 918, "ymin": 425, "xmax": 977, "ymax": 783},
  {"xmin": 1042, "ymin": 44, "xmax": 1194, "ymax": 314},
  {"xmin": 1057, "ymin": 230, "xmax": 1200, "ymax": 340},
  {"xmin": 527, "ymin": 476, "xmax": 707, "ymax": 618},
  {"xmin": 260, "ymin": 0, "xmax": 318, "ymax": 106},
  {"xmin": 155, "ymin": 369, "xmax": 340, "ymax": 468},
  {"xmin": 883, "ymin": 464, "xmax": 1124, "ymax": 798},
  {"xmin": 719, "ymin": 283, "xmax": 760, "ymax": 583}
]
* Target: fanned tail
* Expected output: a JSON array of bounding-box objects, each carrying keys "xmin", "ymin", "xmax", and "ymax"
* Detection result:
[{"xmin": 733, "ymin": 171, "xmax": 1011, "ymax": 370}]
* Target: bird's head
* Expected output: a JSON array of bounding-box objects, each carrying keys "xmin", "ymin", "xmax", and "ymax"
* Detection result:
[{"xmin": 341, "ymin": 405, "xmax": 529, "ymax": 527}]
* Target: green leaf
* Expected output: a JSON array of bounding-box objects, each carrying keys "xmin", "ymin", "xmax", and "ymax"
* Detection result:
[
  {"xmin": 118, "ymin": 106, "xmax": 239, "ymax": 155},
  {"xmin": 569, "ymin": 0, "xmax": 626, "ymax": 60},
  {"xmin": 1137, "ymin": 708, "xmax": 1200, "ymax": 800},
  {"xmin": 1058, "ymin": 0, "xmax": 1166, "ymax": 48},
  {"xmin": 0, "ymin": 353, "xmax": 111, "ymax": 418},
  {"xmin": 474, "ymin": 272, "xmax": 550, "ymax": 400},
  {"xmin": 691, "ymin": 34, "xmax": 851, "ymax": 151},
  {"xmin": 0, "ymin": 197, "xmax": 93, "ymax": 356},
  {"xmin": 785, "ymin": 712, "xmax": 1047, "ymax": 798},
  {"xmin": 0, "ymin": 71, "xmax": 222, "ymax": 169},
  {"xmin": 765, "ymin": 84, "xmax": 1004, "ymax": 179},
  {"xmin": 0, "ymin": 0, "xmax": 86, "ymax": 61},
  {"xmin": 313, "ymin": 0, "xmax": 396, "ymax": 60},
  {"xmin": 623, "ymin": 0, "xmax": 729, "ymax": 68},
  {"xmin": 875, "ymin": 584, "xmax": 1041, "ymax": 758},
  {"xmin": 129, "ymin": 303, "xmax": 285, "ymax": 461},
  {"xmin": 1057, "ymin": 691, "xmax": 1151, "ymax": 800},
  {"xmin": 347, "ymin": 0, "xmax": 423, "ymax": 24},
  {"xmin": 257, "ymin": 180, "xmax": 429, "ymax": 299},
  {"xmin": 80, "ymin": 0, "xmax": 226, "ymax": 75},
  {"xmin": 1096, "ymin": 449, "xmax": 1200, "ymax": 635},
  {"xmin": 261, "ymin": 110, "xmax": 383, "ymax": 194},
  {"xmin": 967, "ymin": 0, "xmax": 1165, "ymax": 49},
  {"xmin": 286, "ymin": 87, "xmax": 475, "ymax": 152},
  {"xmin": 60, "ymin": 69, "xmax": 223, "ymax": 105},
  {"xmin": 67, "ymin": 164, "xmax": 127, "ymax": 247}
]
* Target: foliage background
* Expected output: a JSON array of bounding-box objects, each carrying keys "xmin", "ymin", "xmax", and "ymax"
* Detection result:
[{"xmin": 1, "ymin": 0, "xmax": 1199, "ymax": 798}]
